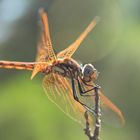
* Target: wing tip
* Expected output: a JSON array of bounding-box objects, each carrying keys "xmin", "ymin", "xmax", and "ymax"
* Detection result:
[
  {"xmin": 39, "ymin": 8, "xmax": 45, "ymax": 15},
  {"xmin": 119, "ymin": 111, "xmax": 125, "ymax": 126},
  {"xmin": 94, "ymin": 16, "xmax": 100, "ymax": 23},
  {"xmin": 31, "ymin": 69, "xmax": 39, "ymax": 80}
]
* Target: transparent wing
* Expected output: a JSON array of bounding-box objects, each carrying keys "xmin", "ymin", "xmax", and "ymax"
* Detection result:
[
  {"xmin": 99, "ymin": 91, "xmax": 125, "ymax": 127},
  {"xmin": 43, "ymin": 73, "xmax": 95, "ymax": 128},
  {"xmin": 57, "ymin": 17, "xmax": 100, "ymax": 59},
  {"xmin": 77, "ymin": 81, "xmax": 125, "ymax": 127},
  {"xmin": 31, "ymin": 9, "xmax": 56, "ymax": 79}
]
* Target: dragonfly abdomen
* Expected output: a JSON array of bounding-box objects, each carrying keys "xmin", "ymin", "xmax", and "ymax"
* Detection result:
[{"xmin": 0, "ymin": 61, "xmax": 34, "ymax": 70}]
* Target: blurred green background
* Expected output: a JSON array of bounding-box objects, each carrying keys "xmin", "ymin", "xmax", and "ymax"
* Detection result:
[{"xmin": 0, "ymin": 0, "xmax": 140, "ymax": 140}]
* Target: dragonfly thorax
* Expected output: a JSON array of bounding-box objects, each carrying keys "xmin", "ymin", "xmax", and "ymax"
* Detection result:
[{"xmin": 82, "ymin": 64, "xmax": 98, "ymax": 82}]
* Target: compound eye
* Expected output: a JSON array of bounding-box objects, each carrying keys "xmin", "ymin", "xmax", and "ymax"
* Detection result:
[
  {"xmin": 84, "ymin": 68, "xmax": 92, "ymax": 76},
  {"xmin": 82, "ymin": 64, "xmax": 95, "ymax": 77}
]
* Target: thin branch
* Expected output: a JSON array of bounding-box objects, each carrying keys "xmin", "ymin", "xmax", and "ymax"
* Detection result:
[
  {"xmin": 84, "ymin": 85, "xmax": 101, "ymax": 140},
  {"xmin": 84, "ymin": 111, "xmax": 94, "ymax": 140}
]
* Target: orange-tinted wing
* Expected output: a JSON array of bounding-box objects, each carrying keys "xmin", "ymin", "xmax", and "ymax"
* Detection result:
[
  {"xmin": 43, "ymin": 73, "xmax": 94, "ymax": 128},
  {"xmin": 78, "ymin": 81, "xmax": 125, "ymax": 127},
  {"xmin": 99, "ymin": 91, "xmax": 125, "ymax": 126},
  {"xmin": 39, "ymin": 9, "xmax": 56, "ymax": 61},
  {"xmin": 31, "ymin": 9, "xmax": 56, "ymax": 79},
  {"xmin": 57, "ymin": 17, "xmax": 100, "ymax": 59}
]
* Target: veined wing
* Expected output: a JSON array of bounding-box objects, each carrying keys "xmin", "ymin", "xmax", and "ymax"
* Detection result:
[
  {"xmin": 39, "ymin": 9, "xmax": 56, "ymax": 61},
  {"xmin": 31, "ymin": 9, "xmax": 56, "ymax": 79},
  {"xmin": 43, "ymin": 73, "xmax": 94, "ymax": 128},
  {"xmin": 57, "ymin": 17, "xmax": 100, "ymax": 59},
  {"xmin": 99, "ymin": 90, "xmax": 125, "ymax": 126},
  {"xmin": 78, "ymin": 81, "xmax": 125, "ymax": 127}
]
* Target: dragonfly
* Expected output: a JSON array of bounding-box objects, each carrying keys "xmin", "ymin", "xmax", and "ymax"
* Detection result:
[{"xmin": 0, "ymin": 9, "xmax": 125, "ymax": 128}]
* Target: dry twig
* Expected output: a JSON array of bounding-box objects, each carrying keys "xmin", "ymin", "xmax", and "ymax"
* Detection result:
[{"xmin": 84, "ymin": 86, "xmax": 101, "ymax": 140}]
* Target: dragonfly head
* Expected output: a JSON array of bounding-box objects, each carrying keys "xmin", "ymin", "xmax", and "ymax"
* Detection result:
[{"xmin": 82, "ymin": 64, "xmax": 99, "ymax": 82}]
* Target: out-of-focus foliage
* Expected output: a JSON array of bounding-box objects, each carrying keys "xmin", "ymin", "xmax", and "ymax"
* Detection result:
[{"xmin": 0, "ymin": 0, "xmax": 140, "ymax": 140}]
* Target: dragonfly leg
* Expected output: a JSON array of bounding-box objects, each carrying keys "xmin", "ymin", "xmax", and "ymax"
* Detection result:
[
  {"xmin": 77, "ymin": 78, "xmax": 101, "ymax": 96},
  {"xmin": 71, "ymin": 77, "xmax": 95, "ymax": 113}
]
